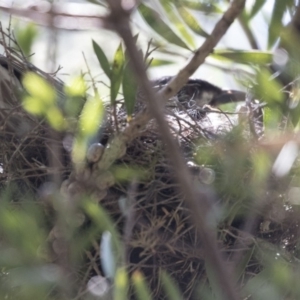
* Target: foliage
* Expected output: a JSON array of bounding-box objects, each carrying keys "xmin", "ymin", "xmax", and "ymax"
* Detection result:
[{"xmin": 1, "ymin": 0, "xmax": 300, "ymax": 300}]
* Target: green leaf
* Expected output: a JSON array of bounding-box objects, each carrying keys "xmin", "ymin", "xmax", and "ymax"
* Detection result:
[
  {"xmin": 122, "ymin": 62, "xmax": 137, "ymax": 117},
  {"xmin": 177, "ymin": 6, "xmax": 209, "ymax": 37},
  {"xmin": 138, "ymin": 3, "xmax": 190, "ymax": 50},
  {"xmin": 92, "ymin": 39, "xmax": 111, "ymax": 78},
  {"xmin": 111, "ymin": 43, "xmax": 124, "ymax": 105},
  {"xmin": 15, "ymin": 22, "xmax": 38, "ymax": 58},
  {"xmin": 160, "ymin": 270, "xmax": 183, "ymax": 300},
  {"xmin": 180, "ymin": 0, "xmax": 222, "ymax": 13},
  {"xmin": 132, "ymin": 271, "xmax": 152, "ymax": 300},
  {"xmin": 79, "ymin": 94, "xmax": 104, "ymax": 136},
  {"xmin": 211, "ymin": 50, "xmax": 273, "ymax": 65},
  {"xmin": 64, "ymin": 76, "xmax": 87, "ymax": 97},
  {"xmin": 45, "ymin": 106, "xmax": 66, "ymax": 131},
  {"xmin": 235, "ymin": 245, "xmax": 255, "ymax": 281},
  {"xmin": 22, "ymin": 96, "xmax": 46, "ymax": 115},
  {"xmin": 159, "ymin": 0, "xmax": 195, "ymax": 48},
  {"xmin": 268, "ymin": 0, "xmax": 287, "ymax": 48},
  {"xmin": 150, "ymin": 59, "xmax": 175, "ymax": 67},
  {"xmin": 114, "ymin": 268, "xmax": 129, "ymax": 300},
  {"xmin": 249, "ymin": 0, "xmax": 267, "ymax": 19},
  {"xmin": 205, "ymin": 260, "xmax": 223, "ymax": 300},
  {"xmin": 241, "ymin": 268, "xmax": 285, "ymax": 299},
  {"xmin": 83, "ymin": 200, "xmax": 121, "ymax": 251},
  {"xmin": 22, "ymin": 72, "xmax": 56, "ymax": 105},
  {"xmin": 254, "ymin": 68, "xmax": 284, "ymax": 104}
]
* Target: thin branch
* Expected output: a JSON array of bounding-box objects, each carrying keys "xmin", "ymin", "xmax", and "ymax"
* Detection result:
[
  {"xmin": 0, "ymin": 4, "xmax": 105, "ymax": 30},
  {"xmin": 238, "ymin": 14, "xmax": 259, "ymax": 49},
  {"xmin": 157, "ymin": 0, "xmax": 246, "ymax": 101}
]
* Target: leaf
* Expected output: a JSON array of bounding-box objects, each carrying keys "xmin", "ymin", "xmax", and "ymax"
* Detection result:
[
  {"xmin": 22, "ymin": 96, "xmax": 46, "ymax": 115},
  {"xmin": 159, "ymin": 0, "xmax": 195, "ymax": 48},
  {"xmin": 45, "ymin": 106, "xmax": 66, "ymax": 131},
  {"xmin": 268, "ymin": 0, "xmax": 287, "ymax": 48},
  {"xmin": 254, "ymin": 68, "xmax": 284, "ymax": 104},
  {"xmin": 122, "ymin": 62, "xmax": 137, "ymax": 117},
  {"xmin": 92, "ymin": 40, "xmax": 111, "ymax": 78},
  {"xmin": 64, "ymin": 76, "xmax": 86, "ymax": 97},
  {"xmin": 138, "ymin": 3, "xmax": 190, "ymax": 50},
  {"xmin": 241, "ymin": 269, "xmax": 283, "ymax": 300},
  {"xmin": 114, "ymin": 268, "xmax": 129, "ymax": 300},
  {"xmin": 15, "ymin": 22, "xmax": 38, "ymax": 58},
  {"xmin": 211, "ymin": 50, "xmax": 273, "ymax": 65},
  {"xmin": 79, "ymin": 94, "xmax": 104, "ymax": 136},
  {"xmin": 86, "ymin": 0, "xmax": 107, "ymax": 7},
  {"xmin": 111, "ymin": 43, "xmax": 124, "ymax": 105},
  {"xmin": 23, "ymin": 72, "xmax": 56, "ymax": 105},
  {"xmin": 132, "ymin": 271, "xmax": 152, "ymax": 300},
  {"xmin": 177, "ymin": 6, "xmax": 209, "ymax": 37},
  {"xmin": 180, "ymin": 0, "xmax": 222, "ymax": 13},
  {"xmin": 249, "ymin": 0, "xmax": 267, "ymax": 19},
  {"xmin": 100, "ymin": 231, "xmax": 117, "ymax": 280},
  {"xmin": 150, "ymin": 59, "xmax": 175, "ymax": 67},
  {"xmin": 205, "ymin": 260, "xmax": 222, "ymax": 300},
  {"xmin": 235, "ymin": 245, "xmax": 255, "ymax": 281},
  {"xmin": 83, "ymin": 200, "xmax": 121, "ymax": 252},
  {"xmin": 160, "ymin": 270, "xmax": 183, "ymax": 300}
]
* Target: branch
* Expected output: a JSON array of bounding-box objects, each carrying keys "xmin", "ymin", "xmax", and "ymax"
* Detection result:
[
  {"xmin": 157, "ymin": 0, "xmax": 246, "ymax": 101},
  {"xmin": 0, "ymin": 4, "xmax": 105, "ymax": 30},
  {"xmin": 105, "ymin": 1, "xmax": 245, "ymax": 299}
]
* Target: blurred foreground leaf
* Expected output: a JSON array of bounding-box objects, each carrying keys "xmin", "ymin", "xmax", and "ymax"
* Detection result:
[
  {"xmin": 150, "ymin": 59, "xmax": 174, "ymax": 67},
  {"xmin": 212, "ymin": 50, "xmax": 273, "ymax": 65},
  {"xmin": 64, "ymin": 76, "xmax": 86, "ymax": 98},
  {"xmin": 254, "ymin": 68, "xmax": 284, "ymax": 104},
  {"xmin": 177, "ymin": 6, "xmax": 209, "ymax": 37},
  {"xmin": 132, "ymin": 271, "xmax": 152, "ymax": 300},
  {"xmin": 159, "ymin": 0, "xmax": 195, "ymax": 48},
  {"xmin": 268, "ymin": 0, "xmax": 292, "ymax": 48},
  {"xmin": 138, "ymin": 3, "xmax": 190, "ymax": 50},
  {"xmin": 114, "ymin": 268, "xmax": 129, "ymax": 300},
  {"xmin": 15, "ymin": 22, "xmax": 38, "ymax": 58},
  {"xmin": 180, "ymin": 0, "xmax": 221, "ymax": 13},
  {"xmin": 249, "ymin": 0, "xmax": 267, "ymax": 19},
  {"xmin": 160, "ymin": 270, "xmax": 183, "ymax": 300},
  {"xmin": 79, "ymin": 93, "xmax": 104, "ymax": 136},
  {"xmin": 23, "ymin": 72, "xmax": 56, "ymax": 106}
]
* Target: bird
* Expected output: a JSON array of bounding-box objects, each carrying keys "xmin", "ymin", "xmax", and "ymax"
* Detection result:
[{"xmin": 152, "ymin": 76, "xmax": 247, "ymax": 109}]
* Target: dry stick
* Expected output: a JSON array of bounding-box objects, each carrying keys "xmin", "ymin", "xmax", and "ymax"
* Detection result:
[{"xmin": 106, "ymin": 1, "xmax": 245, "ymax": 300}]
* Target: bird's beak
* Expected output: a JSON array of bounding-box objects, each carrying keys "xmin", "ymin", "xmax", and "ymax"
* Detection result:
[{"xmin": 210, "ymin": 90, "xmax": 247, "ymax": 106}]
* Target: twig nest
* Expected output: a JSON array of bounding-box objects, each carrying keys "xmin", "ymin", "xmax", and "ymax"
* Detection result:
[{"xmin": 87, "ymin": 143, "xmax": 105, "ymax": 163}]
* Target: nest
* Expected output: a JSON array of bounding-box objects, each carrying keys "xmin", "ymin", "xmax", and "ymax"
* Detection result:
[{"xmin": 1, "ymin": 29, "xmax": 300, "ymax": 300}]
